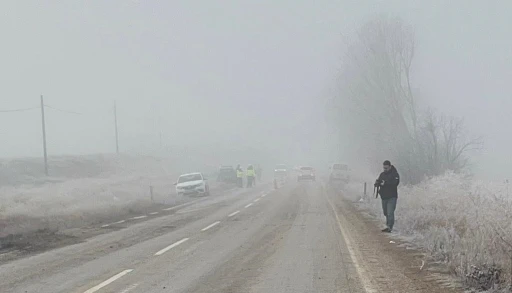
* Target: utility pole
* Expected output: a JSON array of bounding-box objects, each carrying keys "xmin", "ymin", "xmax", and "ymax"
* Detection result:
[
  {"xmin": 158, "ymin": 116, "xmax": 162, "ymax": 149},
  {"xmin": 114, "ymin": 100, "xmax": 119, "ymax": 154},
  {"xmin": 40, "ymin": 95, "xmax": 49, "ymax": 176}
]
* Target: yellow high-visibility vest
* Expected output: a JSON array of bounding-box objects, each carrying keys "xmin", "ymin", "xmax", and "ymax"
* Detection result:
[
  {"xmin": 247, "ymin": 169, "xmax": 255, "ymax": 177},
  {"xmin": 237, "ymin": 170, "xmax": 244, "ymax": 178}
]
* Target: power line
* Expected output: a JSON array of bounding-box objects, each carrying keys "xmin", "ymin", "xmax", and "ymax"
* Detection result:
[
  {"xmin": 0, "ymin": 106, "xmax": 39, "ymax": 113},
  {"xmin": 44, "ymin": 104, "xmax": 82, "ymax": 115}
]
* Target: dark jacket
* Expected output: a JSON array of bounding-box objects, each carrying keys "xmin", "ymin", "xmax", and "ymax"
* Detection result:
[{"xmin": 376, "ymin": 165, "xmax": 400, "ymax": 199}]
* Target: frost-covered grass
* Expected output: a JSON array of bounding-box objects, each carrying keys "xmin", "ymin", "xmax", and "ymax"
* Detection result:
[
  {"xmin": 0, "ymin": 154, "xmax": 219, "ymax": 239},
  {"xmin": 346, "ymin": 172, "xmax": 512, "ymax": 291},
  {"xmin": 0, "ymin": 174, "xmax": 179, "ymax": 236}
]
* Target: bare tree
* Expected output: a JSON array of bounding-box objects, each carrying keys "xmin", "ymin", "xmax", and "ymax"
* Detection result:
[
  {"xmin": 332, "ymin": 16, "xmax": 417, "ymax": 177},
  {"xmin": 331, "ymin": 16, "xmax": 482, "ymax": 183},
  {"xmin": 418, "ymin": 110, "xmax": 483, "ymax": 177}
]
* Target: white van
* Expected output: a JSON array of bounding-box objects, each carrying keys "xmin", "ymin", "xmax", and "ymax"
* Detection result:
[{"xmin": 329, "ymin": 163, "xmax": 350, "ymax": 183}]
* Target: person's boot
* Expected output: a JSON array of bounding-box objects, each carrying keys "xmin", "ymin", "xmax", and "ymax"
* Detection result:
[{"xmin": 381, "ymin": 227, "xmax": 391, "ymax": 233}]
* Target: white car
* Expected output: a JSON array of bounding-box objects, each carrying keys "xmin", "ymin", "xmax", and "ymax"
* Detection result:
[
  {"xmin": 175, "ymin": 172, "xmax": 210, "ymax": 196},
  {"xmin": 275, "ymin": 164, "xmax": 287, "ymax": 171},
  {"xmin": 329, "ymin": 163, "xmax": 350, "ymax": 183}
]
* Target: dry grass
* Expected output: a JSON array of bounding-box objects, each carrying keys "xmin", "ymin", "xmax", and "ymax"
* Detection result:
[
  {"xmin": 0, "ymin": 155, "xmax": 197, "ymax": 240},
  {"xmin": 0, "ymin": 174, "xmax": 180, "ymax": 238}
]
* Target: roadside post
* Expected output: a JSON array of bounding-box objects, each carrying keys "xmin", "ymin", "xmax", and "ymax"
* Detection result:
[{"xmin": 363, "ymin": 182, "xmax": 367, "ymax": 200}]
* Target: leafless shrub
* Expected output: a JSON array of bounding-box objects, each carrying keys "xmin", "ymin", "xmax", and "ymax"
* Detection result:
[{"xmin": 466, "ymin": 265, "xmax": 503, "ymax": 291}]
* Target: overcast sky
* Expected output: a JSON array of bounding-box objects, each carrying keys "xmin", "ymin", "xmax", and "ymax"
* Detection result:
[{"xmin": 1, "ymin": 1, "xmax": 511, "ymax": 179}]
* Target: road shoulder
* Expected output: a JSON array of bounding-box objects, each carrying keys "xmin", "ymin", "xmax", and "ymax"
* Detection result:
[{"xmin": 325, "ymin": 185, "xmax": 463, "ymax": 293}]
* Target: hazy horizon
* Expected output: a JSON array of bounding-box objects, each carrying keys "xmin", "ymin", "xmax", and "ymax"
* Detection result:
[{"xmin": 1, "ymin": 1, "xmax": 511, "ymax": 180}]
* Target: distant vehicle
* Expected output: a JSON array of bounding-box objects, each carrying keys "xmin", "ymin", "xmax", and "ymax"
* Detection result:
[
  {"xmin": 329, "ymin": 163, "xmax": 350, "ymax": 183},
  {"xmin": 274, "ymin": 169, "xmax": 288, "ymax": 189},
  {"xmin": 297, "ymin": 166, "xmax": 316, "ymax": 181},
  {"xmin": 175, "ymin": 172, "xmax": 210, "ymax": 196},
  {"xmin": 217, "ymin": 165, "xmax": 236, "ymax": 183},
  {"xmin": 275, "ymin": 164, "xmax": 287, "ymax": 173}
]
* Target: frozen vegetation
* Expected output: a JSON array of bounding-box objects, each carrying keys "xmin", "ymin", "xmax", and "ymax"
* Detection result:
[
  {"xmin": 0, "ymin": 154, "xmax": 217, "ymax": 238},
  {"xmin": 347, "ymin": 172, "xmax": 512, "ymax": 291}
]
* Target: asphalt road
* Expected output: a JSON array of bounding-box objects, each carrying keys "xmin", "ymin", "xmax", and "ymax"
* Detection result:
[{"xmin": 0, "ymin": 181, "xmax": 461, "ymax": 293}]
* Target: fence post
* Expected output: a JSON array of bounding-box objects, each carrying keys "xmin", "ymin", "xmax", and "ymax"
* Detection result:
[
  {"xmin": 150, "ymin": 185, "xmax": 154, "ymax": 203},
  {"xmin": 364, "ymin": 182, "xmax": 367, "ymax": 200}
]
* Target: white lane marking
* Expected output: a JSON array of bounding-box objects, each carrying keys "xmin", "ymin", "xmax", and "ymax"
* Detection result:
[
  {"xmin": 149, "ymin": 212, "xmax": 159, "ymax": 215},
  {"xmin": 129, "ymin": 215, "xmax": 147, "ymax": 220},
  {"xmin": 154, "ymin": 238, "xmax": 189, "ymax": 256},
  {"xmin": 325, "ymin": 193, "xmax": 377, "ymax": 293},
  {"xmin": 163, "ymin": 198, "xmax": 202, "ymax": 211},
  {"xmin": 244, "ymin": 203, "xmax": 253, "ymax": 208},
  {"xmin": 119, "ymin": 283, "xmax": 139, "ymax": 293},
  {"xmin": 177, "ymin": 207, "xmax": 209, "ymax": 214},
  {"xmin": 101, "ymin": 220, "xmax": 126, "ymax": 228},
  {"xmin": 83, "ymin": 269, "xmax": 133, "ymax": 293},
  {"xmin": 261, "ymin": 193, "xmax": 267, "ymax": 197},
  {"xmin": 201, "ymin": 221, "xmax": 221, "ymax": 231},
  {"xmin": 253, "ymin": 198, "xmax": 260, "ymax": 202},
  {"xmin": 228, "ymin": 211, "xmax": 240, "ymax": 217}
]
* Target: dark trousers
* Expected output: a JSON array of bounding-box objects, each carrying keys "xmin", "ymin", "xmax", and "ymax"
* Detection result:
[
  {"xmin": 381, "ymin": 197, "xmax": 397, "ymax": 230},
  {"xmin": 237, "ymin": 177, "xmax": 243, "ymax": 187}
]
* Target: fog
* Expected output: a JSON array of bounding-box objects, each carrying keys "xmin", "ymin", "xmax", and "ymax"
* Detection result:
[{"xmin": 1, "ymin": 1, "xmax": 511, "ymax": 179}]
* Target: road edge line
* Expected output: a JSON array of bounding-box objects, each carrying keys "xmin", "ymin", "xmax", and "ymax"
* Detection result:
[
  {"xmin": 162, "ymin": 198, "xmax": 203, "ymax": 211},
  {"xmin": 324, "ymin": 190, "xmax": 378, "ymax": 293}
]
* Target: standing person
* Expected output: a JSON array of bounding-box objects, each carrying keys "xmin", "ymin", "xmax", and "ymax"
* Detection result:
[
  {"xmin": 256, "ymin": 164, "xmax": 262, "ymax": 182},
  {"xmin": 375, "ymin": 160, "xmax": 400, "ymax": 233},
  {"xmin": 246, "ymin": 165, "xmax": 256, "ymax": 187},
  {"xmin": 236, "ymin": 164, "xmax": 244, "ymax": 188}
]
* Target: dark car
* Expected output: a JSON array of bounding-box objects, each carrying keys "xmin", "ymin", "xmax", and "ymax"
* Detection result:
[
  {"xmin": 217, "ymin": 165, "xmax": 236, "ymax": 183},
  {"xmin": 297, "ymin": 166, "xmax": 315, "ymax": 181}
]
